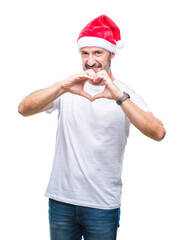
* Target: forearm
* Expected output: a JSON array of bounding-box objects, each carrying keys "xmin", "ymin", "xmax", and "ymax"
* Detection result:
[
  {"xmin": 18, "ymin": 81, "xmax": 66, "ymax": 117},
  {"xmin": 119, "ymin": 98, "xmax": 166, "ymax": 141}
]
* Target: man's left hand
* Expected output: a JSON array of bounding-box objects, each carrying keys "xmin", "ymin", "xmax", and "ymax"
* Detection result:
[{"xmin": 92, "ymin": 70, "xmax": 123, "ymax": 101}]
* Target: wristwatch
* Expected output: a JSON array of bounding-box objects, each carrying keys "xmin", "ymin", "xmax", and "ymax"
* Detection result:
[{"xmin": 116, "ymin": 92, "xmax": 130, "ymax": 105}]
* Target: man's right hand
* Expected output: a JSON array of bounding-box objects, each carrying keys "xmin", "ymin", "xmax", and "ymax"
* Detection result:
[
  {"xmin": 62, "ymin": 69, "xmax": 96, "ymax": 102},
  {"xmin": 18, "ymin": 70, "xmax": 96, "ymax": 117}
]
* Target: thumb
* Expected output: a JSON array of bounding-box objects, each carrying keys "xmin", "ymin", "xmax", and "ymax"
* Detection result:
[
  {"xmin": 92, "ymin": 91, "xmax": 105, "ymax": 101},
  {"xmin": 80, "ymin": 90, "xmax": 93, "ymax": 102}
]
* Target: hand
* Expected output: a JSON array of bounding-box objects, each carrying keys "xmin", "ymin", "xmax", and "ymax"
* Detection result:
[
  {"xmin": 92, "ymin": 70, "xmax": 123, "ymax": 101},
  {"xmin": 62, "ymin": 69, "xmax": 96, "ymax": 101}
]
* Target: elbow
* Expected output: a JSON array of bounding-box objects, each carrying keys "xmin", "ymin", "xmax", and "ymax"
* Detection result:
[
  {"xmin": 18, "ymin": 102, "xmax": 29, "ymax": 117},
  {"xmin": 151, "ymin": 124, "xmax": 166, "ymax": 142},
  {"xmin": 155, "ymin": 127, "xmax": 166, "ymax": 141},
  {"xmin": 145, "ymin": 121, "xmax": 166, "ymax": 141},
  {"xmin": 18, "ymin": 103, "xmax": 25, "ymax": 116}
]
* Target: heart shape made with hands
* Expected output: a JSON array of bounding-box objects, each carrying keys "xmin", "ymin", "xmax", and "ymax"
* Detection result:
[
  {"xmin": 70, "ymin": 69, "xmax": 118, "ymax": 102},
  {"xmin": 81, "ymin": 71, "xmax": 120, "ymax": 102},
  {"xmin": 83, "ymin": 80, "xmax": 105, "ymax": 99}
]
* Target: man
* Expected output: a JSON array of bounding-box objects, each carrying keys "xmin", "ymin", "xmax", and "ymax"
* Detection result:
[{"xmin": 18, "ymin": 15, "xmax": 166, "ymax": 240}]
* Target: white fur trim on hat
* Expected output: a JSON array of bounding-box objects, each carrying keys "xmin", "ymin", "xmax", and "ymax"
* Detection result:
[
  {"xmin": 77, "ymin": 36, "xmax": 117, "ymax": 54},
  {"xmin": 116, "ymin": 40, "xmax": 124, "ymax": 49}
]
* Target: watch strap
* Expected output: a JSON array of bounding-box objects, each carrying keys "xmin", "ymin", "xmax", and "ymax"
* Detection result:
[{"xmin": 116, "ymin": 92, "xmax": 130, "ymax": 105}]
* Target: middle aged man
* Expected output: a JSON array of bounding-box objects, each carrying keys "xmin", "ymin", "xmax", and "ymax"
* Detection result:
[{"xmin": 18, "ymin": 15, "xmax": 166, "ymax": 240}]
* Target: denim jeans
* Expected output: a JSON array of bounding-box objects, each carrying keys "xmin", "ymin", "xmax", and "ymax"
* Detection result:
[{"xmin": 49, "ymin": 198, "xmax": 120, "ymax": 240}]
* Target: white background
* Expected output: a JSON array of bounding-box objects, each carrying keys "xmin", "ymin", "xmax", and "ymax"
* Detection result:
[{"xmin": 0, "ymin": 0, "xmax": 184, "ymax": 239}]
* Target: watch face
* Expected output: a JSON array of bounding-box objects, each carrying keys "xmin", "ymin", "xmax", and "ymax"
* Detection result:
[{"xmin": 124, "ymin": 92, "xmax": 130, "ymax": 98}]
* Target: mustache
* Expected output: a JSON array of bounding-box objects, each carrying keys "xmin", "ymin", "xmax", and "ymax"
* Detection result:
[{"xmin": 85, "ymin": 63, "xmax": 102, "ymax": 69}]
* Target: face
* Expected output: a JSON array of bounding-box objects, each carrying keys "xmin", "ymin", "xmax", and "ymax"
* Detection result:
[{"xmin": 80, "ymin": 47, "xmax": 114, "ymax": 74}]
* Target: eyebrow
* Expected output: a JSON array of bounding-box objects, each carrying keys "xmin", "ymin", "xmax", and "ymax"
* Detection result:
[
  {"xmin": 81, "ymin": 49, "xmax": 103, "ymax": 54},
  {"xmin": 81, "ymin": 50, "xmax": 88, "ymax": 53}
]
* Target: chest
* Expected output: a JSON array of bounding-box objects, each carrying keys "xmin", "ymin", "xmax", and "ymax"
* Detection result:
[{"xmin": 60, "ymin": 93, "xmax": 126, "ymax": 130}]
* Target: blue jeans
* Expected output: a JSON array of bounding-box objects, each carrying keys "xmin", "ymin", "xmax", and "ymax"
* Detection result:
[{"xmin": 49, "ymin": 198, "xmax": 120, "ymax": 240}]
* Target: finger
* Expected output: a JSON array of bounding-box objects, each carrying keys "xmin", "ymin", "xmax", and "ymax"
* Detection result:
[
  {"xmin": 93, "ymin": 73, "xmax": 106, "ymax": 84},
  {"xmin": 93, "ymin": 76, "xmax": 103, "ymax": 83},
  {"xmin": 76, "ymin": 72, "xmax": 94, "ymax": 82},
  {"xmin": 76, "ymin": 76, "xmax": 93, "ymax": 84},
  {"xmin": 80, "ymin": 90, "xmax": 93, "ymax": 102},
  {"xmin": 93, "ymin": 72, "xmax": 107, "ymax": 82},
  {"xmin": 86, "ymin": 69, "xmax": 96, "ymax": 78},
  {"xmin": 93, "ymin": 79, "xmax": 105, "ymax": 84},
  {"xmin": 95, "ymin": 70, "xmax": 111, "ymax": 83},
  {"xmin": 92, "ymin": 91, "xmax": 105, "ymax": 100},
  {"xmin": 82, "ymin": 72, "xmax": 94, "ymax": 80}
]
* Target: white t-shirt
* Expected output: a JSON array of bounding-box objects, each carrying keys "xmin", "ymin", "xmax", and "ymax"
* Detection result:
[{"xmin": 45, "ymin": 79, "xmax": 150, "ymax": 209}]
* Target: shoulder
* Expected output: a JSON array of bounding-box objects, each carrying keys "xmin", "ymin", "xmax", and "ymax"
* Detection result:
[
  {"xmin": 113, "ymin": 79, "xmax": 134, "ymax": 94},
  {"xmin": 114, "ymin": 79, "xmax": 150, "ymax": 112}
]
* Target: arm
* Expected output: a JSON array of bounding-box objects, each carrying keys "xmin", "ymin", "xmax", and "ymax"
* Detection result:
[
  {"xmin": 92, "ymin": 70, "xmax": 166, "ymax": 141},
  {"xmin": 18, "ymin": 70, "xmax": 95, "ymax": 117},
  {"xmin": 18, "ymin": 81, "xmax": 66, "ymax": 117},
  {"xmin": 118, "ymin": 98, "xmax": 166, "ymax": 141}
]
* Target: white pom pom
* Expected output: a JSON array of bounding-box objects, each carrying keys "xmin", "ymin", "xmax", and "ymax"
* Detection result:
[{"xmin": 116, "ymin": 40, "xmax": 124, "ymax": 49}]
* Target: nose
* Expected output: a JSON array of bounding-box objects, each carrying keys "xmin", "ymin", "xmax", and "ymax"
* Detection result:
[{"xmin": 87, "ymin": 54, "xmax": 95, "ymax": 66}]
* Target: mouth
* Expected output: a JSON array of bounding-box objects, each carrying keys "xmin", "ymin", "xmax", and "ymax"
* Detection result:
[
  {"xmin": 89, "ymin": 67, "xmax": 101, "ymax": 73},
  {"xmin": 85, "ymin": 64, "xmax": 102, "ymax": 73}
]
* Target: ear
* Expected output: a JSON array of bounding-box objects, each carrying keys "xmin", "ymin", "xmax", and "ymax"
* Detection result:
[{"xmin": 111, "ymin": 53, "xmax": 115, "ymax": 59}]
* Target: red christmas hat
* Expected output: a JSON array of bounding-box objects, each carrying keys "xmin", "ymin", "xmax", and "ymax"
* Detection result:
[{"xmin": 77, "ymin": 15, "xmax": 124, "ymax": 54}]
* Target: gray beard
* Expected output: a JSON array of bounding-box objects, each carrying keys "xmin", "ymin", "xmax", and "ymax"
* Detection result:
[{"xmin": 83, "ymin": 52, "xmax": 112, "ymax": 73}]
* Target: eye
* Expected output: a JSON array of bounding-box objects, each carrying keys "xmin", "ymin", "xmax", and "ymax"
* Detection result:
[
  {"xmin": 81, "ymin": 51, "xmax": 88, "ymax": 56},
  {"xmin": 95, "ymin": 51, "xmax": 102, "ymax": 55}
]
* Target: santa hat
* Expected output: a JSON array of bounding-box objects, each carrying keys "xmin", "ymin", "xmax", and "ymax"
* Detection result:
[{"xmin": 77, "ymin": 15, "xmax": 124, "ymax": 54}]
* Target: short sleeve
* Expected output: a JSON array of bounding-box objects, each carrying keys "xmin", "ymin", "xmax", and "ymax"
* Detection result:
[
  {"xmin": 114, "ymin": 79, "xmax": 150, "ymax": 112},
  {"xmin": 128, "ymin": 89, "xmax": 150, "ymax": 112},
  {"xmin": 45, "ymin": 96, "xmax": 61, "ymax": 114}
]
